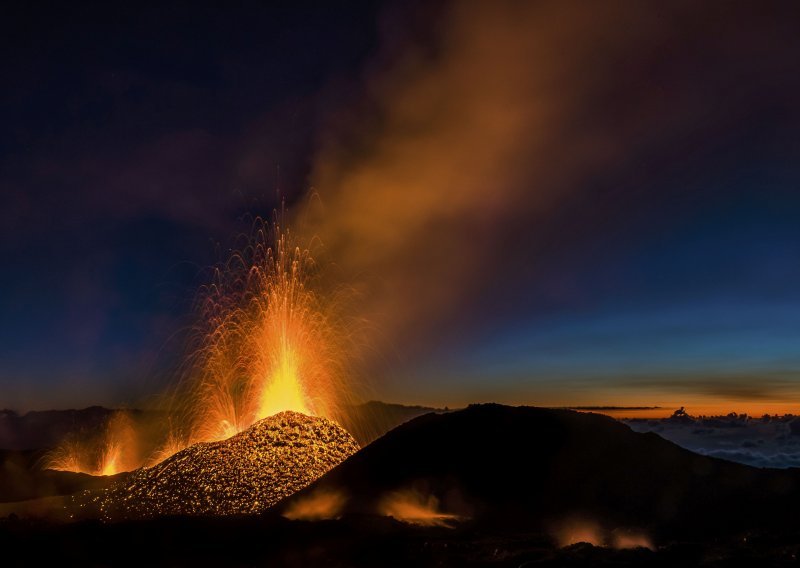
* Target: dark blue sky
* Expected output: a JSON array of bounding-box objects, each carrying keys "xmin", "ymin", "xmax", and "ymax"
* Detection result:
[
  {"xmin": 0, "ymin": 0, "xmax": 385, "ymax": 408},
  {"xmin": 2, "ymin": 1, "xmax": 800, "ymax": 411}
]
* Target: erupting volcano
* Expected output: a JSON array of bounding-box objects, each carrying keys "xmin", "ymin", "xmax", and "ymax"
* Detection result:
[
  {"xmin": 175, "ymin": 218, "xmax": 355, "ymax": 447},
  {"xmin": 47, "ymin": 218, "xmax": 360, "ymax": 516}
]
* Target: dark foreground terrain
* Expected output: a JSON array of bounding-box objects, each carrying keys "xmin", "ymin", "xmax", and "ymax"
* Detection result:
[
  {"xmin": 3, "ymin": 512, "xmax": 800, "ymax": 567},
  {"xmin": 283, "ymin": 404, "xmax": 800, "ymax": 539},
  {"xmin": 4, "ymin": 404, "xmax": 800, "ymax": 566}
]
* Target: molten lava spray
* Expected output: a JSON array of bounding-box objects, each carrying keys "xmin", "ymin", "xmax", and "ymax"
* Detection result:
[
  {"xmin": 46, "ymin": 411, "xmax": 140, "ymax": 476},
  {"xmin": 178, "ymin": 218, "xmax": 356, "ymax": 446},
  {"xmin": 48, "ymin": 217, "xmax": 360, "ymax": 474}
]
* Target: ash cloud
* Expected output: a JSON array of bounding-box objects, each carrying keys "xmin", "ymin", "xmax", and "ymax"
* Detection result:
[{"xmin": 301, "ymin": 0, "xmax": 800, "ymax": 378}]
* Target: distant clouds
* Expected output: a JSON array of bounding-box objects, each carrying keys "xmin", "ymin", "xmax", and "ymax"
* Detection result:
[{"xmin": 627, "ymin": 413, "xmax": 800, "ymax": 469}]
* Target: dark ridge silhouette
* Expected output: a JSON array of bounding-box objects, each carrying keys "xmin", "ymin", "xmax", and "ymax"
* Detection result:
[
  {"xmin": 5, "ymin": 404, "xmax": 800, "ymax": 565},
  {"xmin": 337, "ymin": 401, "xmax": 444, "ymax": 446},
  {"xmin": 281, "ymin": 404, "xmax": 800, "ymax": 538}
]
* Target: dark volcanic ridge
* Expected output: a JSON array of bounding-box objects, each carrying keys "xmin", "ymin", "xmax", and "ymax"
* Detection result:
[
  {"xmin": 75, "ymin": 411, "xmax": 359, "ymax": 519},
  {"xmin": 281, "ymin": 404, "xmax": 800, "ymax": 539}
]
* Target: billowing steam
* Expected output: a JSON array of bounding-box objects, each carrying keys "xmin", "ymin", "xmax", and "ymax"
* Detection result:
[
  {"xmin": 552, "ymin": 517, "xmax": 653, "ymax": 550},
  {"xmin": 378, "ymin": 488, "xmax": 462, "ymax": 527},
  {"xmin": 45, "ymin": 410, "xmax": 140, "ymax": 476},
  {"xmin": 283, "ymin": 488, "xmax": 348, "ymax": 521}
]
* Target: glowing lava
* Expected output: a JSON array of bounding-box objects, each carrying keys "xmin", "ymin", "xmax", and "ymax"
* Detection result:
[
  {"xmin": 81, "ymin": 411, "xmax": 359, "ymax": 519},
  {"xmin": 183, "ymin": 219, "xmax": 354, "ymax": 446},
  {"xmin": 46, "ymin": 411, "xmax": 138, "ymax": 476},
  {"xmin": 46, "ymin": 217, "xmax": 359, "ymax": 476}
]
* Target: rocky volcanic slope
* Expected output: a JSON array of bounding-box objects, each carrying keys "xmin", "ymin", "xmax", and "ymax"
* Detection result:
[{"xmin": 78, "ymin": 411, "xmax": 359, "ymax": 519}]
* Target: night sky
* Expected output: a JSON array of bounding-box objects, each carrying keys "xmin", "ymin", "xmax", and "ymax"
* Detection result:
[{"xmin": 3, "ymin": 1, "xmax": 800, "ymax": 412}]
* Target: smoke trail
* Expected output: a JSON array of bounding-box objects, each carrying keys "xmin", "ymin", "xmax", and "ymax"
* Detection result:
[{"xmin": 302, "ymin": 0, "xmax": 796, "ymax": 382}]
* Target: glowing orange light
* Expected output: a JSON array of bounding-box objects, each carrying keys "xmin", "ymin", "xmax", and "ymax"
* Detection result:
[
  {"xmin": 182, "ymin": 221, "xmax": 354, "ymax": 445},
  {"xmin": 379, "ymin": 489, "xmax": 461, "ymax": 527},
  {"xmin": 46, "ymin": 217, "xmax": 360, "ymax": 476}
]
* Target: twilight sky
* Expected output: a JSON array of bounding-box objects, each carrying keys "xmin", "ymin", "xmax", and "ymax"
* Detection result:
[{"xmin": 2, "ymin": 0, "xmax": 800, "ymax": 412}]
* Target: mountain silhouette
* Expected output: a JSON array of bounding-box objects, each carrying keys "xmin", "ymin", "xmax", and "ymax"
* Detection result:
[
  {"xmin": 280, "ymin": 404, "xmax": 800, "ymax": 539},
  {"xmin": 5, "ymin": 404, "xmax": 800, "ymax": 566}
]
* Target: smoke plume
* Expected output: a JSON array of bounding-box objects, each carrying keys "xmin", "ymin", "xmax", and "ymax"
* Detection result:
[{"xmin": 301, "ymin": 0, "xmax": 795, "ymax": 380}]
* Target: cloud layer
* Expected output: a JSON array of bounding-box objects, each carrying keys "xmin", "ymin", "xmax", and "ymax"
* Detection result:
[{"xmin": 627, "ymin": 413, "xmax": 800, "ymax": 468}]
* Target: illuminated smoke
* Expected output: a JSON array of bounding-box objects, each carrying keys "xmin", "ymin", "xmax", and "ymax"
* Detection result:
[
  {"xmin": 301, "ymin": 0, "xmax": 794, "ymax": 393},
  {"xmin": 553, "ymin": 519, "xmax": 603, "ymax": 547},
  {"xmin": 283, "ymin": 488, "xmax": 348, "ymax": 521},
  {"xmin": 378, "ymin": 489, "xmax": 461, "ymax": 527},
  {"xmin": 612, "ymin": 531, "xmax": 654, "ymax": 550},
  {"xmin": 552, "ymin": 518, "xmax": 653, "ymax": 549}
]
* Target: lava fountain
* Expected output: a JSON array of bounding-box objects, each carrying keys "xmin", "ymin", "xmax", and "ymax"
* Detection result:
[
  {"xmin": 179, "ymin": 217, "xmax": 356, "ymax": 445},
  {"xmin": 45, "ymin": 411, "xmax": 140, "ymax": 476},
  {"xmin": 49, "ymin": 215, "xmax": 360, "ymax": 475}
]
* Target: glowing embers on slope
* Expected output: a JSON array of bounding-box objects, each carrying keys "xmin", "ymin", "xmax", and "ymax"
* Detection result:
[{"xmin": 78, "ymin": 411, "xmax": 359, "ymax": 519}]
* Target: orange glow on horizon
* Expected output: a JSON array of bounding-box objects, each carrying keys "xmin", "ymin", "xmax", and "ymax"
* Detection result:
[{"xmin": 580, "ymin": 401, "xmax": 800, "ymax": 420}]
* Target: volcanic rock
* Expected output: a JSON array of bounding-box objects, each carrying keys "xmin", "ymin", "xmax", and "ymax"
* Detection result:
[{"xmin": 83, "ymin": 411, "xmax": 359, "ymax": 519}]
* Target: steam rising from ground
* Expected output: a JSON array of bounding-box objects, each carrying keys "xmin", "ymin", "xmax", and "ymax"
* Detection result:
[
  {"xmin": 379, "ymin": 489, "xmax": 461, "ymax": 527},
  {"xmin": 553, "ymin": 518, "xmax": 653, "ymax": 550},
  {"xmin": 283, "ymin": 488, "xmax": 348, "ymax": 521},
  {"xmin": 47, "ymin": 219, "xmax": 362, "ymax": 474},
  {"xmin": 554, "ymin": 519, "xmax": 603, "ymax": 547}
]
